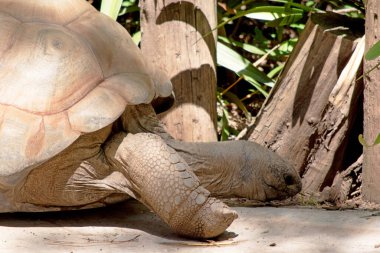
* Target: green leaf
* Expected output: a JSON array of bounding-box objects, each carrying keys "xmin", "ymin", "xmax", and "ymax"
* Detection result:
[
  {"xmin": 221, "ymin": 111, "xmax": 230, "ymax": 141},
  {"xmin": 365, "ymin": 40, "xmax": 380, "ymax": 60},
  {"xmin": 245, "ymin": 11, "xmax": 282, "ymax": 21},
  {"xmin": 253, "ymin": 27, "xmax": 268, "ymax": 45},
  {"xmin": 217, "ymin": 42, "xmax": 274, "ymax": 97},
  {"xmin": 358, "ymin": 134, "xmax": 380, "ymax": 147},
  {"xmin": 244, "ymin": 6, "xmax": 303, "ymax": 21},
  {"xmin": 222, "ymin": 91, "xmax": 252, "ymax": 120},
  {"xmin": 267, "ymin": 13, "xmax": 303, "ymax": 27},
  {"xmin": 215, "ymin": 6, "xmax": 304, "ymax": 33},
  {"xmin": 122, "ymin": 0, "xmax": 137, "ymax": 7},
  {"xmin": 217, "ymin": 104, "xmax": 230, "ymax": 141},
  {"xmin": 119, "ymin": 5, "xmax": 139, "ymax": 15},
  {"xmin": 269, "ymin": 0, "xmax": 318, "ymax": 12},
  {"xmin": 284, "ymin": 0, "xmax": 293, "ymax": 13},
  {"xmin": 268, "ymin": 64, "xmax": 284, "ymax": 79},
  {"xmin": 132, "ymin": 31, "xmax": 141, "ymax": 45},
  {"xmin": 374, "ymin": 133, "xmax": 380, "ymax": 145},
  {"xmin": 358, "ymin": 134, "xmax": 368, "ymax": 147},
  {"xmin": 100, "ymin": 0, "xmax": 123, "ymax": 20},
  {"xmin": 290, "ymin": 23, "xmax": 306, "ymax": 30},
  {"xmin": 276, "ymin": 26, "xmax": 284, "ymax": 41},
  {"xmin": 218, "ymin": 36, "xmax": 266, "ymax": 55},
  {"xmin": 277, "ymin": 38, "xmax": 298, "ymax": 55}
]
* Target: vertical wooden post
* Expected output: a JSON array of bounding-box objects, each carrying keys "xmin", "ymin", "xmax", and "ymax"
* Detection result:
[
  {"xmin": 363, "ymin": 0, "xmax": 380, "ymax": 202},
  {"xmin": 140, "ymin": 0, "xmax": 217, "ymax": 142}
]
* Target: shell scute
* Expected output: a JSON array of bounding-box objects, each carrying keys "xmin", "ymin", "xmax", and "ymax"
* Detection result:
[{"xmin": 0, "ymin": 1, "xmax": 160, "ymax": 176}]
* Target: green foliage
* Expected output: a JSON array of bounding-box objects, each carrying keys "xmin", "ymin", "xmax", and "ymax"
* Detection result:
[
  {"xmin": 215, "ymin": 0, "xmax": 365, "ymax": 140},
  {"xmin": 97, "ymin": 0, "xmax": 366, "ymax": 140},
  {"xmin": 244, "ymin": 6, "xmax": 304, "ymax": 26},
  {"xmin": 365, "ymin": 40, "xmax": 380, "ymax": 61},
  {"xmin": 119, "ymin": 0, "xmax": 140, "ymax": 15},
  {"xmin": 100, "ymin": 0, "xmax": 122, "ymax": 20},
  {"xmin": 216, "ymin": 0, "xmax": 313, "ymax": 139},
  {"xmin": 99, "ymin": 0, "xmax": 141, "ymax": 43},
  {"xmin": 218, "ymin": 36, "xmax": 266, "ymax": 55},
  {"xmin": 217, "ymin": 91, "xmax": 234, "ymax": 141},
  {"xmin": 358, "ymin": 134, "xmax": 380, "ymax": 148},
  {"xmin": 217, "ymin": 40, "xmax": 274, "ymax": 98},
  {"xmin": 100, "ymin": 0, "xmax": 138, "ymax": 20}
]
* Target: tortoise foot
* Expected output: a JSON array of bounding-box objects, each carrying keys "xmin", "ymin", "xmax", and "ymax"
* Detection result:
[{"xmin": 109, "ymin": 133, "xmax": 237, "ymax": 238}]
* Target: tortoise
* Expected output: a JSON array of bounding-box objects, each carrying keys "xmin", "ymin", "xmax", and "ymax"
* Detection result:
[{"xmin": 0, "ymin": 0, "xmax": 302, "ymax": 239}]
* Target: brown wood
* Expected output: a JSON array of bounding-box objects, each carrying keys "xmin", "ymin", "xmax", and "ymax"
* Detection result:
[
  {"xmin": 140, "ymin": 0, "xmax": 218, "ymax": 142},
  {"xmin": 245, "ymin": 13, "xmax": 364, "ymax": 194},
  {"xmin": 363, "ymin": 1, "xmax": 380, "ymax": 203}
]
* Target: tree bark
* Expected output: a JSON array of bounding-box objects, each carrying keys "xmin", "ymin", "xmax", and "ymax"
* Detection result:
[
  {"xmin": 244, "ymin": 13, "xmax": 364, "ymax": 195},
  {"xmin": 140, "ymin": 0, "xmax": 218, "ymax": 142},
  {"xmin": 362, "ymin": 1, "xmax": 380, "ymax": 203}
]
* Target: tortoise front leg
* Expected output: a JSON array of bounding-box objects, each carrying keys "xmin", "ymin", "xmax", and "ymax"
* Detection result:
[{"xmin": 105, "ymin": 132, "xmax": 237, "ymax": 239}]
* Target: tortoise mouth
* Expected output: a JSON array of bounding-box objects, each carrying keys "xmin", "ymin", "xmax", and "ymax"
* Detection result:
[{"xmin": 262, "ymin": 178, "xmax": 302, "ymax": 201}]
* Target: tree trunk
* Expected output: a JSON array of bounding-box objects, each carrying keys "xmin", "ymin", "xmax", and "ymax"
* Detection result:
[
  {"xmin": 362, "ymin": 1, "xmax": 380, "ymax": 203},
  {"xmin": 244, "ymin": 12, "xmax": 364, "ymax": 195},
  {"xmin": 140, "ymin": 0, "xmax": 218, "ymax": 142}
]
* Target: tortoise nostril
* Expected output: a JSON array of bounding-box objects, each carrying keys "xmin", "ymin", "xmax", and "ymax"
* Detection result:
[{"xmin": 284, "ymin": 174, "xmax": 294, "ymax": 185}]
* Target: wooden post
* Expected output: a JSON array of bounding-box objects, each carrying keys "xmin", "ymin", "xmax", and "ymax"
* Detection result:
[
  {"xmin": 362, "ymin": 0, "xmax": 380, "ymax": 203},
  {"xmin": 245, "ymin": 13, "xmax": 364, "ymax": 194},
  {"xmin": 140, "ymin": 0, "xmax": 218, "ymax": 142}
]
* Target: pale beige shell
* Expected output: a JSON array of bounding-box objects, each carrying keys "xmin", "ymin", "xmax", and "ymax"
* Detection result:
[{"xmin": 0, "ymin": 0, "xmax": 165, "ymax": 176}]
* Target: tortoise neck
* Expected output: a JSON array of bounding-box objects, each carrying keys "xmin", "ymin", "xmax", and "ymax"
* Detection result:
[{"xmin": 165, "ymin": 139, "xmax": 246, "ymax": 198}]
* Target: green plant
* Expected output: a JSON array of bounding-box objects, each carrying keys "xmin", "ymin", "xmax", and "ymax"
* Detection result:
[
  {"xmin": 99, "ymin": 0, "xmax": 140, "ymax": 44},
  {"xmin": 215, "ymin": 0, "xmax": 366, "ymax": 140},
  {"xmin": 100, "ymin": 0, "xmax": 122, "ymax": 20},
  {"xmin": 97, "ymin": 0, "xmax": 366, "ymax": 140},
  {"xmin": 215, "ymin": 0, "xmax": 314, "ymax": 140},
  {"xmin": 358, "ymin": 134, "xmax": 380, "ymax": 148},
  {"xmin": 100, "ymin": 0, "xmax": 139, "ymax": 20}
]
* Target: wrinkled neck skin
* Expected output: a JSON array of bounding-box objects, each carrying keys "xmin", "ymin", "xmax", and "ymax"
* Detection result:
[
  {"xmin": 165, "ymin": 139, "xmax": 301, "ymax": 201},
  {"xmin": 166, "ymin": 139, "xmax": 247, "ymax": 198}
]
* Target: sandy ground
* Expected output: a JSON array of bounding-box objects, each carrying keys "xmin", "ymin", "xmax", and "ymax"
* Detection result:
[{"xmin": 0, "ymin": 200, "xmax": 379, "ymax": 253}]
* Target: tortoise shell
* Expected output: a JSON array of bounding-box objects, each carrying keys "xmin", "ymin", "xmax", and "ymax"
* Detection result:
[{"xmin": 0, "ymin": 0, "xmax": 163, "ymax": 176}]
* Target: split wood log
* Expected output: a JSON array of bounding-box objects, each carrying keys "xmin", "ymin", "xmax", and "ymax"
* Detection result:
[
  {"xmin": 245, "ymin": 12, "xmax": 364, "ymax": 195},
  {"xmin": 321, "ymin": 155, "xmax": 362, "ymax": 204},
  {"xmin": 140, "ymin": 0, "xmax": 218, "ymax": 142}
]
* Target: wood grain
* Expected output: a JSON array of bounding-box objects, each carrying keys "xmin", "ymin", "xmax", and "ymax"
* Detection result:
[
  {"xmin": 246, "ymin": 13, "xmax": 364, "ymax": 194},
  {"xmin": 140, "ymin": 0, "xmax": 218, "ymax": 142}
]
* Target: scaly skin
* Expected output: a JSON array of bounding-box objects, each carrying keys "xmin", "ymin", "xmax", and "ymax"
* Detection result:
[
  {"xmin": 166, "ymin": 139, "xmax": 302, "ymax": 201},
  {"xmin": 124, "ymin": 104, "xmax": 302, "ymax": 201},
  {"xmin": 106, "ymin": 132, "xmax": 237, "ymax": 238}
]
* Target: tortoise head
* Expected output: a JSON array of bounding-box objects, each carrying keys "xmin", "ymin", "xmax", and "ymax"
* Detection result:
[{"xmin": 237, "ymin": 142, "xmax": 302, "ymax": 201}]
